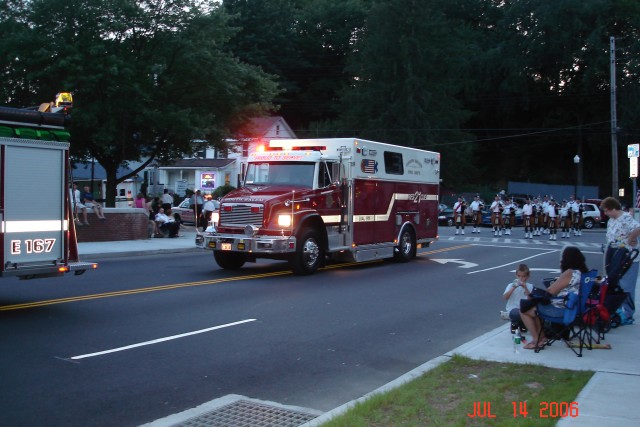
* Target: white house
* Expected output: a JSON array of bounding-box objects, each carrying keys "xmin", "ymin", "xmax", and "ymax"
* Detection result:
[{"xmin": 154, "ymin": 116, "xmax": 297, "ymax": 197}]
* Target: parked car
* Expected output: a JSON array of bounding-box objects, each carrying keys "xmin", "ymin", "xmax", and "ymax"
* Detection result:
[
  {"xmin": 580, "ymin": 203, "xmax": 602, "ymax": 229},
  {"xmin": 440, "ymin": 207, "xmax": 495, "ymax": 227},
  {"xmin": 584, "ymin": 198, "xmax": 607, "ymax": 227},
  {"xmin": 481, "ymin": 208, "xmax": 523, "ymax": 226},
  {"xmin": 438, "ymin": 207, "xmax": 454, "ymax": 226},
  {"xmin": 171, "ymin": 198, "xmax": 220, "ymax": 225}
]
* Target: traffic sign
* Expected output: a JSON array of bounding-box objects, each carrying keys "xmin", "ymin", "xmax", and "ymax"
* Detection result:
[{"xmin": 628, "ymin": 143, "xmax": 639, "ymax": 158}]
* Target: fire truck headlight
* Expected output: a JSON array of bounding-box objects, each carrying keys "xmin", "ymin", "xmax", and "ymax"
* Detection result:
[{"xmin": 278, "ymin": 214, "xmax": 292, "ymax": 227}]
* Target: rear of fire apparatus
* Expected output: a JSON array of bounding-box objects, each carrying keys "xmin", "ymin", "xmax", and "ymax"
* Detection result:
[
  {"xmin": 197, "ymin": 138, "xmax": 440, "ymax": 274},
  {"xmin": 0, "ymin": 94, "xmax": 97, "ymax": 280}
]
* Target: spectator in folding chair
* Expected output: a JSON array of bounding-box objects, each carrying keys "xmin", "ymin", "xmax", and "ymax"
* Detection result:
[{"xmin": 520, "ymin": 246, "xmax": 589, "ymax": 350}]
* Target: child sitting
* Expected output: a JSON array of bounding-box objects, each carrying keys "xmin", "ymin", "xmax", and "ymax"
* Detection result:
[{"xmin": 503, "ymin": 263, "xmax": 534, "ymax": 335}]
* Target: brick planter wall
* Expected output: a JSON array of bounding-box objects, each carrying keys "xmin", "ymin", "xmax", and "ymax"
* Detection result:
[{"xmin": 75, "ymin": 208, "xmax": 149, "ymax": 242}]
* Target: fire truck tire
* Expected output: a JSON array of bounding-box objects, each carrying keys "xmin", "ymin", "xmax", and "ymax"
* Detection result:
[
  {"xmin": 291, "ymin": 228, "xmax": 323, "ymax": 275},
  {"xmin": 394, "ymin": 227, "xmax": 416, "ymax": 262},
  {"xmin": 213, "ymin": 251, "xmax": 246, "ymax": 270}
]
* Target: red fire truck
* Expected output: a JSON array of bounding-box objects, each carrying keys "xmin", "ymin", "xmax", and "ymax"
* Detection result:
[
  {"xmin": 1, "ymin": 94, "xmax": 97, "ymax": 279},
  {"xmin": 198, "ymin": 138, "xmax": 440, "ymax": 274}
]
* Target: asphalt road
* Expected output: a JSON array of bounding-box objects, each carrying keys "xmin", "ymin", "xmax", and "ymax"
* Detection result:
[{"xmin": 0, "ymin": 227, "xmax": 607, "ymax": 426}]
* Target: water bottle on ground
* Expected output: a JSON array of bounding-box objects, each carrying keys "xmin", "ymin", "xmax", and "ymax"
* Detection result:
[{"xmin": 513, "ymin": 330, "xmax": 522, "ymax": 353}]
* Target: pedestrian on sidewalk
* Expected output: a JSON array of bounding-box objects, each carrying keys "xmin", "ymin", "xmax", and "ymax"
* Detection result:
[
  {"xmin": 155, "ymin": 208, "xmax": 180, "ymax": 238},
  {"xmin": 81, "ymin": 185, "xmax": 106, "ymax": 221},
  {"xmin": 70, "ymin": 183, "xmax": 89, "ymax": 225},
  {"xmin": 601, "ymin": 196, "xmax": 640, "ymax": 323},
  {"xmin": 161, "ymin": 189, "xmax": 174, "ymax": 213}
]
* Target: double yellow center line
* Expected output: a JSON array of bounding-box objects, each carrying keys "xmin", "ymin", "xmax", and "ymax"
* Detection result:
[{"xmin": 0, "ymin": 245, "xmax": 469, "ymax": 311}]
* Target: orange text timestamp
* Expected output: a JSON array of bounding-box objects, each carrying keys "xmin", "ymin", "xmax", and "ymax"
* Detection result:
[{"xmin": 467, "ymin": 401, "xmax": 579, "ymax": 418}]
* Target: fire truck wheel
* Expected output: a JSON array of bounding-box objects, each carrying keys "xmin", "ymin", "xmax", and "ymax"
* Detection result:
[
  {"xmin": 213, "ymin": 251, "xmax": 246, "ymax": 270},
  {"xmin": 291, "ymin": 228, "xmax": 323, "ymax": 275},
  {"xmin": 394, "ymin": 228, "xmax": 416, "ymax": 262}
]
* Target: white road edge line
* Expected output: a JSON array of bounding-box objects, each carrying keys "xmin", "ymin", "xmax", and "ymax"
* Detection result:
[
  {"xmin": 70, "ymin": 319, "xmax": 257, "ymax": 360},
  {"xmin": 466, "ymin": 250, "xmax": 558, "ymax": 275}
]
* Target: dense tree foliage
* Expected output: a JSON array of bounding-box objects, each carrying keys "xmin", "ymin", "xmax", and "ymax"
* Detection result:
[
  {"xmin": 2, "ymin": 0, "xmax": 640, "ymax": 200},
  {"xmin": 0, "ymin": 0, "xmax": 278, "ymax": 204},
  {"xmin": 224, "ymin": 0, "xmax": 640, "ymax": 197}
]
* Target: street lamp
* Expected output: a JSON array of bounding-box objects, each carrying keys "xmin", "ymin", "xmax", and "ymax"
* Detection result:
[{"xmin": 573, "ymin": 155, "xmax": 581, "ymax": 198}]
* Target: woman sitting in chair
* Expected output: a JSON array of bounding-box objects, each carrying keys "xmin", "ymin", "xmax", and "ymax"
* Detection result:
[{"xmin": 521, "ymin": 246, "xmax": 589, "ymax": 350}]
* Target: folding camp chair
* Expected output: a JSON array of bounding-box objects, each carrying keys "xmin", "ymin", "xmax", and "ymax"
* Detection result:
[{"xmin": 535, "ymin": 269, "xmax": 598, "ymax": 357}]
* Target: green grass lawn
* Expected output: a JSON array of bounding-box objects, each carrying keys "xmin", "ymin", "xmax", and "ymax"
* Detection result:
[{"xmin": 321, "ymin": 355, "xmax": 593, "ymax": 427}]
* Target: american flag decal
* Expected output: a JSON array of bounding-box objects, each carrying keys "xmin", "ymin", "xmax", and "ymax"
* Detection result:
[{"xmin": 361, "ymin": 159, "xmax": 378, "ymax": 174}]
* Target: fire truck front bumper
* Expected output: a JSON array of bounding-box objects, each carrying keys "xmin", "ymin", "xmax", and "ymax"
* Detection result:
[{"xmin": 197, "ymin": 232, "xmax": 297, "ymax": 254}]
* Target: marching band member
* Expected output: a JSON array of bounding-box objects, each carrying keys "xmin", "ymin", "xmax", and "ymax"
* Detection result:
[
  {"xmin": 559, "ymin": 200, "xmax": 572, "ymax": 238},
  {"xmin": 453, "ymin": 197, "xmax": 467, "ymax": 235},
  {"xmin": 533, "ymin": 197, "xmax": 544, "ymax": 236},
  {"xmin": 503, "ymin": 199, "xmax": 514, "ymax": 236},
  {"xmin": 490, "ymin": 195, "xmax": 503, "ymax": 237},
  {"xmin": 546, "ymin": 198, "xmax": 559, "ymax": 240},
  {"xmin": 541, "ymin": 195, "xmax": 550, "ymax": 234},
  {"xmin": 571, "ymin": 197, "xmax": 583, "ymax": 236},
  {"xmin": 567, "ymin": 195, "xmax": 579, "ymax": 236},
  {"xmin": 522, "ymin": 198, "xmax": 534, "ymax": 239},
  {"xmin": 469, "ymin": 195, "xmax": 483, "ymax": 233}
]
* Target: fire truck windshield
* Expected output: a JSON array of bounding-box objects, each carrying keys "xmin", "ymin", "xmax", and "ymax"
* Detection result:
[{"xmin": 245, "ymin": 161, "xmax": 315, "ymax": 188}]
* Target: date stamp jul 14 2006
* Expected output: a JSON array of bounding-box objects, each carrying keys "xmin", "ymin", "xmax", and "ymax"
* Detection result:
[{"xmin": 468, "ymin": 401, "xmax": 579, "ymax": 419}]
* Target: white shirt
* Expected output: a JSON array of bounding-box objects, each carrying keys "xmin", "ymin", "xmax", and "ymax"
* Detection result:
[
  {"xmin": 546, "ymin": 204, "xmax": 557, "ymax": 218},
  {"xmin": 503, "ymin": 203, "xmax": 513, "ymax": 215},
  {"xmin": 72, "ymin": 189, "xmax": 81, "ymax": 204},
  {"xmin": 202, "ymin": 200, "xmax": 216, "ymax": 212},
  {"xmin": 504, "ymin": 281, "xmax": 534, "ymax": 312},
  {"xmin": 522, "ymin": 203, "xmax": 533, "ymax": 216},
  {"xmin": 606, "ymin": 213, "xmax": 640, "ymax": 261},
  {"xmin": 567, "ymin": 200, "xmax": 579, "ymax": 213},
  {"xmin": 470, "ymin": 200, "xmax": 481, "ymax": 212},
  {"xmin": 490, "ymin": 200, "xmax": 502, "ymax": 213},
  {"xmin": 155, "ymin": 212, "xmax": 175, "ymax": 224},
  {"xmin": 161, "ymin": 193, "xmax": 174, "ymax": 204}
]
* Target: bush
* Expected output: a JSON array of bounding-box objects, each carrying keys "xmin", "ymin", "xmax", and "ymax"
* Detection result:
[{"xmin": 213, "ymin": 184, "xmax": 236, "ymax": 199}]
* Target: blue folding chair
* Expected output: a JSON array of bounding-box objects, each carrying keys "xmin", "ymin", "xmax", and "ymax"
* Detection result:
[{"xmin": 535, "ymin": 269, "xmax": 598, "ymax": 357}]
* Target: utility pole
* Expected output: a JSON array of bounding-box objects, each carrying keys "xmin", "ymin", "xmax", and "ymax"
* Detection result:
[{"xmin": 611, "ymin": 36, "xmax": 619, "ymax": 197}]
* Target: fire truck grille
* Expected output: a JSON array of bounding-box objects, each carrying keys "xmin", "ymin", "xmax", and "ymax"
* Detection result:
[{"xmin": 220, "ymin": 204, "xmax": 264, "ymax": 227}]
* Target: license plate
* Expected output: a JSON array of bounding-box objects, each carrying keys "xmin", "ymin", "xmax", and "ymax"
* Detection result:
[{"xmin": 221, "ymin": 243, "xmax": 232, "ymax": 251}]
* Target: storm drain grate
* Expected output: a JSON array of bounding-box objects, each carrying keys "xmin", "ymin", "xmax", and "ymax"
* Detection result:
[{"xmin": 174, "ymin": 399, "xmax": 318, "ymax": 427}]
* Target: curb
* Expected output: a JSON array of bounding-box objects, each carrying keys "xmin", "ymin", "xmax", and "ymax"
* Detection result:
[{"xmin": 81, "ymin": 247, "xmax": 203, "ymax": 260}]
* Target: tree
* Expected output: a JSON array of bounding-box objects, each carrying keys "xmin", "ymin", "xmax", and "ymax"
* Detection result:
[
  {"xmin": 223, "ymin": 0, "xmax": 369, "ymax": 131},
  {"xmin": 334, "ymin": 0, "xmax": 480, "ymax": 189},
  {"xmin": 469, "ymin": 0, "xmax": 640, "ymax": 194},
  {"xmin": 0, "ymin": 0, "xmax": 279, "ymax": 205}
]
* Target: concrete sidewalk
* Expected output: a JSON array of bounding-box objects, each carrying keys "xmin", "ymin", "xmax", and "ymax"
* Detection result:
[
  {"xmin": 77, "ymin": 227, "xmax": 201, "ymax": 258},
  {"xmin": 451, "ymin": 319, "xmax": 640, "ymax": 426},
  {"xmin": 76, "ymin": 234, "xmax": 639, "ymax": 426}
]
